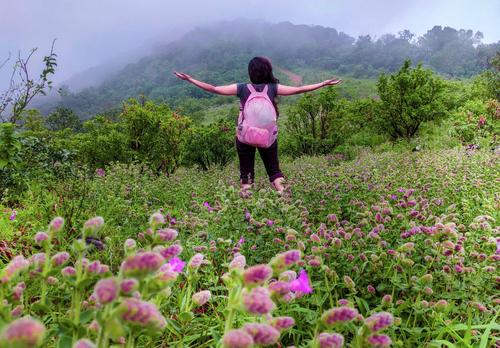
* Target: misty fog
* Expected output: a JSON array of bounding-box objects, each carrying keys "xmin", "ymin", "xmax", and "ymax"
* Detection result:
[{"xmin": 1, "ymin": 0, "xmax": 499, "ymax": 91}]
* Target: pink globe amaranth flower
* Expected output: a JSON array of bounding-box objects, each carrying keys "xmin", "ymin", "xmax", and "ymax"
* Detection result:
[
  {"xmin": 61, "ymin": 266, "xmax": 76, "ymax": 277},
  {"xmin": 88, "ymin": 320, "xmax": 100, "ymax": 332},
  {"xmin": 95, "ymin": 168, "xmax": 105, "ymax": 177},
  {"xmin": 74, "ymin": 338, "xmax": 96, "ymax": 348},
  {"xmin": 266, "ymin": 219, "xmax": 274, "ymax": 226},
  {"xmin": 343, "ymin": 276, "xmax": 355, "ymax": 289},
  {"xmin": 1, "ymin": 316, "xmax": 45, "ymax": 347},
  {"xmin": 222, "ymin": 329, "xmax": 254, "ymax": 348},
  {"xmin": 318, "ymin": 332, "xmax": 344, "ymax": 348},
  {"xmin": 243, "ymin": 323, "xmax": 280, "ymax": 346},
  {"xmin": 124, "ymin": 239, "xmax": 136, "ymax": 251},
  {"xmin": 49, "ymin": 216, "xmax": 64, "ymax": 233},
  {"xmin": 364, "ymin": 312, "xmax": 393, "ymax": 332},
  {"xmin": 121, "ymin": 252, "xmax": 164, "ymax": 277},
  {"xmin": 188, "ymin": 253, "xmax": 204, "ymax": 269},
  {"xmin": 47, "ymin": 276, "xmax": 58, "ymax": 285},
  {"xmin": 242, "ymin": 287, "xmax": 276, "ymax": 314},
  {"xmin": 94, "ymin": 278, "xmax": 119, "ymax": 304},
  {"xmin": 11, "ymin": 305, "xmax": 23, "ymax": 318},
  {"xmin": 156, "ymin": 264, "xmax": 179, "ymax": 284},
  {"xmin": 382, "ymin": 295, "xmax": 392, "ymax": 304},
  {"xmin": 327, "ymin": 214, "xmax": 338, "ymax": 223},
  {"xmin": 434, "ymin": 299, "xmax": 449, "ymax": 311},
  {"xmin": 34, "ymin": 232, "xmax": 49, "ymax": 245},
  {"xmin": 192, "ymin": 290, "xmax": 211, "ymax": 306},
  {"xmin": 338, "ymin": 299, "xmax": 350, "ymax": 306},
  {"xmin": 87, "ymin": 260, "xmax": 101, "ymax": 274},
  {"xmin": 268, "ymin": 281, "xmax": 291, "ymax": 296},
  {"xmin": 167, "ymin": 257, "xmax": 185, "ymax": 273},
  {"xmin": 119, "ymin": 298, "xmax": 166, "ymax": 330},
  {"xmin": 98, "ymin": 264, "xmax": 110, "ymax": 274},
  {"xmin": 12, "ymin": 282, "xmax": 26, "ymax": 301},
  {"xmin": 243, "ymin": 264, "xmax": 273, "ymax": 286},
  {"xmin": 289, "ymin": 269, "xmax": 313, "ymax": 294},
  {"xmin": 229, "ymin": 254, "xmax": 246, "ymax": 270},
  {"xmin": 367, "ymin": 285, "xmax": 376, "ymax": 294},
  {"xmin": 157, "ymin": 228, "xmax": 178, "ymax": 242},
  {"xmin": 322, "ymin": 307, "xmax": 358, "ymax": 326},
  {"xmin": 83, "ymin": 217, "xmax": 104, "ymax": 233},
  {"xmin": 269, "ymin": 316, "xmax": 295, "ymax": 331},
  {"xmin": 149, "ymin": 212, "xmax": 165, "ymax": 226},
  {"xmin": 159, "ymin": 244, "xmax": 183, "ymax": 260},
  {"xmin": 120, "ymin": 278, "xmax": 139, "ymax": 295},
  {"xmin": 1, "ymin": 255, "xmax": 30, "ymax": 283},
  {"xmin": 51, "ymin": 252, "xmax": 70, "ymax": 267},
  {"xmin": 30, "ymin": 253, "xmax": 46, "ymax": 268},
  {"xmin": 366, "ymin": 334, "xmax": 392, "ymax": 347}
]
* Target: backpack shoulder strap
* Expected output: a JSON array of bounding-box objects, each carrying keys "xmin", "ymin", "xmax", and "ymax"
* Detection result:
[{"xmin": 247, "ymin": 84, "xmax": 257, "ymax": 94}]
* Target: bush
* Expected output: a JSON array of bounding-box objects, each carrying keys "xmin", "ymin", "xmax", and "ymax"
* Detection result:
[
  {"xmin": 181, "ymin": 119, "xmax": 235, "ymax": 170},
  {"xmin": 376, "ymin": 60, "xmax": 447, "ymax": 139}
]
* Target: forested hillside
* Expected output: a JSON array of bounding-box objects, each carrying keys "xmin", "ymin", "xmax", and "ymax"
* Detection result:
[{"xmin": 39, "ymin": 20, "xmax": 499, "ymax": 118}]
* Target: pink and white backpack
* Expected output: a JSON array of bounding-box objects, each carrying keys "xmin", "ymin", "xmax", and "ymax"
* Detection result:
[{"xmin": 237, "ymin": 84, "xmax": 278, "ymax": 148}]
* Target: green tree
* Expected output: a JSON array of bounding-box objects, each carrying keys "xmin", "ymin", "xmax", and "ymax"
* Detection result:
[
  {"xmin": 376, "ymin": 60, "xmax": 446, "ymax": 139},
  {"xmin": 46, "ymin": 107, "xmax": 81, "ymax": 131}
]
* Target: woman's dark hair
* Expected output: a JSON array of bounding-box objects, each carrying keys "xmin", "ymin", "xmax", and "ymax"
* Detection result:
[{"xmin": 248, "ymin": 57, "xmax": 280, "ymax": 115}]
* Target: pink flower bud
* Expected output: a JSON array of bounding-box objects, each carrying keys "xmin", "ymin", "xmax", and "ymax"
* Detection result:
[
  {"xmin": 74, "ymin": 338, "xmax": 96, "ymax": 348},
  {"xmin": 318, "ymin": 332, "xmax": 344, "ymax": 348},
  {"xmin": 51, "ymin": 252, "xmax": 70, "ymax": 267},
  {"xmin": 61, "ymin": 266, "xmax": 76, "ymax": 277},
  {"xmin": 366, "ymin": 334, "xmax": 392, "ymax": 347},
  {"xmin": 49, "ymin": 217, "xmax": 64, "ymax": 233},
  {"xmin": 94, "ymin": 278, "xmax": 119, "ymax": 304},
  {"xmin": 229, "ymin": 254, "xmax": 246, "ymax": 270},
  {"xmin": 11, "ymin": 305, "xmax": 23, "ymax": 318},
  {"xmin": 188, "ymin": 253, "xmax": 204, "ymax": 269},
  {"xmin": 120, "ymin": 279, "xmax": 139, "ymax": 295},
  {"xmin": 242, "ymin": 287, "xmax": 275, "ymax": 314},
  {"xmin": 243, "ymin": 265, "xmax": 273, "ymax": 286},
  {"xmin": 1, "ymin": 255, "xmax": 29, "ymax": 284},
  {"xmin": 84, "ymin": 217, "xmax": 104, "ymax": 233},
  {"xmin": 121, "ymin": 252, "xmax": 164, "ymax": 277},
  {"xmin": 159, "ymin": 244, "xmax": 183, "ymax": 260},
  {"xmin": 192, "ymin": 290, "xmax": 211, "ymax": 306},
  {"xmin": 364, "ymin": 312, "xmax": 393, "ymax": 332},
  {"xmin": 119, "ymin": 298, "xmax": 166, "ymax": 330},
  {"xmin": 34, "ymin": 232, "xmax": 49, "ymax": 245},
  {"xmin": 322, "ymin": 307, "xmax": 358, "ymax": 326},
  {"xmin": 222, "ymin": 329, "xmax": 254, "ymax": 348},
  {"xmin": 243, "ymin": 323, "xmax": 280, "ymax": 346},
  {"xmin": 269, "ymin": 316, "xmax": 295, "ymax": 331},
  {"xmin": 124, "ymin": 239, "xmax": 136, "ymax": 251},
  {"xmin": 1, "ymin": 316, "xmax": 45, "ymax": 347},
  {"xmin": 149, "ymin": 212, "xmax": 165, "ymax": 226},
  {"xmin": 157, "ymin": 228, "xmax": 178, "ymax": 242}
]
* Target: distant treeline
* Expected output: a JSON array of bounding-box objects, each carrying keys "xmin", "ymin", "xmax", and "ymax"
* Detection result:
[{"xmin": 40, "ymin": 21, "xmax": 499, "ymax": 118}]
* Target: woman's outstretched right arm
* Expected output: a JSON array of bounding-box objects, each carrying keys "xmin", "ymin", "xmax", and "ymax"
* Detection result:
[
  {"xmin": 174, "ymin": 72, "xmax": 237, "ymax": 96},
  {"xmin": 277, "ymin": 78, "xmax": 342, "ymax": 96}
]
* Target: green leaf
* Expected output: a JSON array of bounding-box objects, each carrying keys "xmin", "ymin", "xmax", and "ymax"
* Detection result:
[
  {"xmin": 179, "ymin": 311, "xmax": 194, "ymax": 323},
  {"xmin": 57, "ymin": 335, "xmax": 73, "ymax": 348}
]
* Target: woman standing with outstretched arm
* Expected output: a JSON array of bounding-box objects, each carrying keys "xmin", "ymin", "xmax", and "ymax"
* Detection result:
[{"xmin": 175, "ymin": 56, "xmax": 341, "ymax": 194}]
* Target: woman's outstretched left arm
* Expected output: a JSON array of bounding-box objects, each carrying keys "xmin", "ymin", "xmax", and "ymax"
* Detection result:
[{"xmin": 174, "ymin": 72, "xmax": 237, "ymax": 96}]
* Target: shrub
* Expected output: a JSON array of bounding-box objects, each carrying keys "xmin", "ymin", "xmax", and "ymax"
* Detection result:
[{"xmin": 376, "ymin": 59, "xmax": 447, "ymax": 139}]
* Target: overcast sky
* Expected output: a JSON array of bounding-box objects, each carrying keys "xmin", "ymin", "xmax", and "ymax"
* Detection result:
[{"xmin": 1, "ymin": 0, "xmax": 499, "ymax": 89}]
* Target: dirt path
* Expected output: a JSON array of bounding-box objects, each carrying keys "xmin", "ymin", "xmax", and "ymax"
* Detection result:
[{"xmin": 277, "ymin": 67, "xmax": 303, "ymax": 86}]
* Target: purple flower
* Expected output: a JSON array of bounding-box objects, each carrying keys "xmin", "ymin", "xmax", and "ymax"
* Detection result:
[
  {"xmin": 266, "ymin": 219, "xmax": 274, "ymax": 226},
  {"xmin": 322, "ymin": 307, "xmax": 358, "ymax": 326},
  {"xmin": 1, "ymin": 255, "xmax": 29, "ymax": 283},
  {"xmin": 364, "ymin": 312, "xmax": 393, "ymax": 332},
  {"xmin": 83, "ymin": 217, "xmax": 104, "ymax": 233},
  {"xmin": 268, "ymin": 281, "xmax": 291, "ymax": 296},
  {"xmin": 269, "ymin": 316, "xmax": 295, "ymax": 331},
  {"xmin": 34, "ymin": 232, "xmax": 49, "ymax": 245},
  {"xmin": 167, "ymin": 257, "xmax": 185, "ymax": 273},
  {"xmin": 244, "ymin": 210, "xmax": 251, "ymax": 221},
  {"xmin": 222, "ymin": 329, "xmax": 254, "ymax": 348},
  {"xmin": 149, "ymin": 212, "xmax": 165, "ymax": 226},
  {"xmin": 61, "ymin": 266, "xmax": 76, "ymax": 277},
  {"xmin": 74, "ymin": 338, "xmax": 96, "ymax": 348},
  {"xmin": 49, "ymin": 217, "xmax": 64, "ymax": 233},
  {"xmin": 157, "ymin": 228, "xmax": 178, "ymax": 242},
  {"xmin": 289, "ymin": 269, "xmax": 313, "ymax": 294},
  {"xmin": 119, "ymin": 298, "xmax": 166, "ymax": 330},
  {"xmin": 121, "ymin": 252, "xmax": 164, "ymax": 277},
  {"xmin": 188, "ymin": 253, "xmax": 204, "ymax": 269},
  {"xmin": 229, "ymin": 254, "xmax": 246, "ymax": 270},
  {"xmin": 243, "ymin": 265, "xmax": 273, "ymax": 286},
  {"xmin": 159, "ymin": 244, "xmax": 183, "ymax": 260},
  {"xmin": 120, "ymin": 278, "xmax": 139, "ymax": 295},
  {"xmin": 0, "ymin": 316, "xmax": 45, "ymax": 347},
  {"xmin": 242, "ymin": 287, "xmax": 276, "ymax": 314},
  {"xmin": 318, "ymin": 332, "xmax": 344, "ymax": 348},
  {"xmin": 94, "ymin": 278, "xmax": 119, "ymax": 304},
  {"xmin": 192, "ymin": 290, "xmax": 211, "ymax": 306},
  {"xmin": 51, "ymin": 252, "xmax": 70, "ymax": 267},
  {"xmin": 366, "ymin": 334, "xmax": 392, "ymax": 347},
  {"xmin": 243, "ymin": 323, "xmax": 280, "ymax": 346},
  {"xmin": 238, "ymin": 236, "xmax": 245, "ymax": 245},
  {"xmin": 156, "ymin": 264, "xmax": 179, "ymax": 283},
  {"xmin": 9, "ymin": 210, "xmax": 17, "ymax": 221}
]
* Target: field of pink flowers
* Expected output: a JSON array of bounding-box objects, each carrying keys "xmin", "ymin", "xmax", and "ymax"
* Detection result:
[{"xmin": 0, "ymin": 148, "xmax": 498, "ymax": 347}]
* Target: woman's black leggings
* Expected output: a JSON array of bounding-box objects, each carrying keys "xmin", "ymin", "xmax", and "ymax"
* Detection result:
[{"xmin": 236, "ymin": 138, "xmax": 284, "ymax": 184}]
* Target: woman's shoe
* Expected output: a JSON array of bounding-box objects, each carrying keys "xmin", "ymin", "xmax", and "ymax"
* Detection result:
[{"xmin": 271, "ymin": 177, "xmax": 285, "ymax": 194}]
